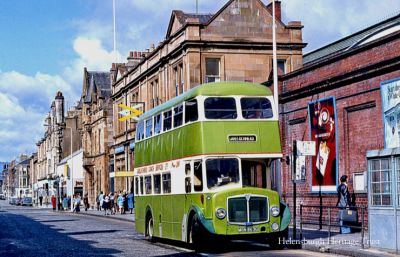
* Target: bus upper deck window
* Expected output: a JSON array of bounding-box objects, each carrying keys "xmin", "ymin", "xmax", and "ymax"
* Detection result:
[
  {"xmin": 204, "ymin": 97, "xmax": 237, "ymax": 119},
  {"xmin": 241, "ymin": 98, "xmax": 273, "ymax": 119},
  {"xmin": 185, "ymin": 99, "xmax": 198, "ymax": 123},
  {"xmin": 136, "ymin": 122, "xmax": 145, "ymax": 141},
  {"xmin": 174, "ymin": 105, "xmax": 183, "ymax": 127},
  {"xmin": 154, "ymin": 114, "xmax": 162, "ymax": 135},
  {"xmin": 145, "ymin": 118, "xmax": 153, "ymax": 138},
  {"xmin": 163, "ymin": 110, "xmax": 172, "ymax": 131}
]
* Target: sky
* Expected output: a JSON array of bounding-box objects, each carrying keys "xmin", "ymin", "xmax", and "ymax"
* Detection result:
[{"xmin": 0, "ymin": 0, "xmax": 399, "ymax": 161}]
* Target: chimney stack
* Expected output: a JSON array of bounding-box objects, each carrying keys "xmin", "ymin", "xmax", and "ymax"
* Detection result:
[{"xmin": 267, "ymin": 0, "xmax": 281, "ymax": 22}]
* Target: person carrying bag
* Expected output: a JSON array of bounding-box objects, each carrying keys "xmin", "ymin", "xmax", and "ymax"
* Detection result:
[{"xmin": 336, "ymin": 175, "xmax": 357, "ymax": 233}]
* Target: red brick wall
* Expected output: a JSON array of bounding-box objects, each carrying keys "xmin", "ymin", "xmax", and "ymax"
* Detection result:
[{"xmin": 279, "ymin": 36, "xmax": 400, "ymax": 226}]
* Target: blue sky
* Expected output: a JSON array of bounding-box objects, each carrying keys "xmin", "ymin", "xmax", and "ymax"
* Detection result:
[{"xmin": 0, "ymin": 0, "xmax": 400, "ymax": 161}]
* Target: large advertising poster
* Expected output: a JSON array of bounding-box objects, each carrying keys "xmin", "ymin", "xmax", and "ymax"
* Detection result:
[
  {"xmin": 308, "ymin": 97, "xmax": 338, "ymax": 192},
  {"xmin": 381, "ymin": 78, "xmax": 400, "ymax": 149}
]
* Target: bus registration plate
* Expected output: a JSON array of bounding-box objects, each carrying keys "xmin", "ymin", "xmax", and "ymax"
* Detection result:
[{"xmin": 238, "ymin": 226, "xmax": 258, "ymax": 233}]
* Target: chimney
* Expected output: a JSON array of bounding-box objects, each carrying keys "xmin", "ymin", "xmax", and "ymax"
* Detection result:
[
  {"xmin": 150, "ymin": 43, "xmax": 155, "ymax": 52},
  {"xmin": 267, "ymin": 0, "xmax": 281, "ymax": 22},
  {"xmin": 55, "ymin": 91, "xmax": 64, "ymax": 125}
]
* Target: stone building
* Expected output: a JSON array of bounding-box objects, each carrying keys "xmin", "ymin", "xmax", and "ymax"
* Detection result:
[
  {"xmin": 111, "ymin": 0, "xmax": 305, "ymax": 192},
  {"xmin": 14, "ymin": 155, "xmax": 31, "ymax": 198},
  {"xmin": 266, "ymin": 14, "xmax": 400, "ymax": 224},
  {"xmin": 80, "ymin": 68, "xmax": 112, "ymax": 206},
  {"xmin": 34, "ymin": 92, "xmax": 82, "ymax": 204},
  {"xmin": 29, "ymin": 153, "xmax": 38, "ymax": 203}
]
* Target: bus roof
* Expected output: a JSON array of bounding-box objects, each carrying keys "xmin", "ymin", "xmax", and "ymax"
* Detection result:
[{"xmin": 139, "ymin": 81, "xmax": 272, "ymax": 121}]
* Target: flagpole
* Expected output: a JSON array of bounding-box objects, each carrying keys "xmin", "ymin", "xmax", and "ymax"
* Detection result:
[
  {"xmin": 272, "ymin": 0, "xmax": 279, "ymax": 112},
  {"xmin": 113, "ymin": 0, "xmax": 117, "ymax": 62}
]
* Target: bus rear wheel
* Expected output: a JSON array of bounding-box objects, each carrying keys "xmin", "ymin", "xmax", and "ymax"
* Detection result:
[{"xmin": 146, "ymin": 214, "xmax": 155, "ymax": 242}]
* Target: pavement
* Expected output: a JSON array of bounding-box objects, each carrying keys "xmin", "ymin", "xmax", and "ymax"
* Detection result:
[{"xmin": 289, "ymin": 226, "xmax": 399, "ymax": 257}]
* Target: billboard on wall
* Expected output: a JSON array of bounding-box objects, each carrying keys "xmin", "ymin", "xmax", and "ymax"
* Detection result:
[
  {"xmin": 308, "ymin": 97, "xmax": 338, "ymax": 192},
  {"xmin": 381, "ymin": 78, "xmax": 400, "ymax": 149}
]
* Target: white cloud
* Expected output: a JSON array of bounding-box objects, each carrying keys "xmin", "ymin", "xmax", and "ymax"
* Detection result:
[{"xmin": 281, "ymin": 0, "xmax": 400, "ymax": 52}]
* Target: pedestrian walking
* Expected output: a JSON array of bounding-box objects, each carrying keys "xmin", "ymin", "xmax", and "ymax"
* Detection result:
[
  {"xmin": 39, "ymin": 195, "xmax": 43, "ymax": 206},
  {"xmin": 127, "ymin": 191, "xmax": 134, "ymax": 214},
  {"xmin": 62, "ymin": 194, "xmax": 68, "ymax": 211},
  {"xmin": 83, "ymin": 193, "xmax": 89, "ymax": 211},
  {"xmin": 51, "ymin": 194, "xmax": 56, "ymax": 211},
  {"xmin": 336, "ymin": 175, "xmax": 353, "ymax": 233},
  {"xmin": 103, "ymin": 194, "xmax": 110, "ymax": 215},
  {"xmin": 117, "ymin": 192, "xmax": 124, "ymax": 214},
  {"xmin": 98, "ymin": 191, "xmax": 104, "ymax": 211},
  {"xmin": 109, "ymin": 193, "xmax": 115, "ymax": 215},
  {"xmin": 123, "ymin": 191, "xmax": 128, "ymax": 214},
  {"xmin": 74, "ymin": 194, "xmax": 81, "ymax": 213}
]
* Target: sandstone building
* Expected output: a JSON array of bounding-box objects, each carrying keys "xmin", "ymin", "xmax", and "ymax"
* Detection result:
[{"xmin": 110, "ymin": 0, "xmax": 305, "ymax": 192}]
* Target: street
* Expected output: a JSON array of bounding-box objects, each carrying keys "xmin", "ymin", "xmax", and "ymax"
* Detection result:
[{"xmin": 0, "ymin": 201, "xmax": 345, "ymax": 257}]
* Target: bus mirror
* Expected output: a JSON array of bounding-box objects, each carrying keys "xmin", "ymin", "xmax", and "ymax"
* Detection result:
[{"xmin": 185, "ymin": 177, "xmax": 191, "ymax": 193}]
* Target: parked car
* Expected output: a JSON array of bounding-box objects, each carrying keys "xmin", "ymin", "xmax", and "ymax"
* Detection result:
[
  {"xmin": 0, "ymin": 194, "xmax": 5, "ymax": 200},
  {"xmin": 16, "ymin": 197, "xmax": 23, "ymax": 206},
  {"xmin": 22, "ymin": 197, "xmax": 33, "ymax": 206},
  {"xmin": 9, "ymin": 197, "xmax": 17, "ymax": 205}
]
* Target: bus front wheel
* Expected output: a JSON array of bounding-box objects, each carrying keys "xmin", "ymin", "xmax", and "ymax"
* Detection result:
[
  {"xmin": 145, "ymin": 214, "xmax": 155, "ymax": 242},
  {"xmin": 188, "ymin": 213, "xmax": 203, "ymax": 250}
]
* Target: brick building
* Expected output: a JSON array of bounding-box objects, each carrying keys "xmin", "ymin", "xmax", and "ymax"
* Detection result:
[
  {"xmin": 80, "ymin": 68, "xmax": 113, "ymax": 205},
  {"xmin": 111, "ymin": 0, "xmax": 305, "ymax": 192},
  {"xmin": 267, "ymin": 14, "xmax": 400, "ymax": 221}
]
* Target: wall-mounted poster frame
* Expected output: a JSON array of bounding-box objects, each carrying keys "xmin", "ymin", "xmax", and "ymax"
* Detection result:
[
  {"xmin": 308, "ymin": 96, "xmax": 339, "ymax": 193},
  {"xmin": 381, "ymin": 77, "xmax": 400, "ymax": 149}
]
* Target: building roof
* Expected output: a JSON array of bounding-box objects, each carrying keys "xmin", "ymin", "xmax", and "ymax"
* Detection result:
[
  {"xmin": 84, "ymin": 71, "xmax": 111, "ymax": 103},
  {"xmin": 304, "ymin": 13, "xmax": 400, "ymax": 65}
]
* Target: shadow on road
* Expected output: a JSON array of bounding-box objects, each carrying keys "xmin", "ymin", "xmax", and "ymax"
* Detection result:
[{"xmin": 0, "ymin": 211, "xmax": 122, "ymax": 257}]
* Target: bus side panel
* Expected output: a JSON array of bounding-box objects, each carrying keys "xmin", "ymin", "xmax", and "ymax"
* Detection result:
[
  {"xmin": 161, "ymin": 194, "xmax": 173, "ymax": 239},
  {"xmin": 145, "ymin": 139, "xmax": 153, "ymax": 166},
  {"xmin": 202, "ymin": 122, "xmax": 226, "ymax": 153},
  {"xmin": 172, "ymin": 194, "xmax": 186, "ymax": 241},
  {"xmin": 159, "ymin": 131, "xmax": 172, "ymax": 165},
  {"xmin": 182, "ymin": 123, "xmax": 203, "ymax": 156},
  {"xmin": 152, "ymin": 195, "xmax": 162, "ymax": 238},
  {"xmin": 258, "ymin": 121, "xmax": 281, "ymax": 153},
  {"xmin": 135, "ymin": 196, "xmax": 146, "ymax": 234},
  {"xmin": 171, "ymin": 129, "xmax": 183, "ymax": 161}
]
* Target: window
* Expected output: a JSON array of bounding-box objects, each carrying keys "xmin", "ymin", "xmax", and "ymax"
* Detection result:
[
  {"xmin": 277, "ymin": 59, "xmax": 286, "ymax": 75},
  {"xmin": 370, "ymin": 158, "xmax": 392, "ymax": 206},
  {"xmin": 163, "ymin": 110, "xmax": 172, "ymax": 131},
  {"xmin": 206, "ymin": 158, "xmax": 240, "ymax": 189},
  {"xmin": 242, "ymin": 160, "xmax": 267, "ymax": 188},
  {"xmin": 135, "ymin": 177, "xmax": 139, "ymax": 195},
  {"xmin": 140, "ymin": 176, "xmax": 144, "ymax": 195},
  {"xmin": 145, "ymin": 176, "xmax": 152, "ymax": 195},
  {"xmin": 194, "ymin": 160, "xmax": 203, "ymax": 192},
  {"xmin": 174, "ymin": 64, "xmax": 184, "ymax": 96},
  {"xmin": 241, "ymin": 98, "xmax": 273, "ymax": 119},
  {"xmin": 396, "ymin": 158, "xmax": 400, "ymax": 206},
  {"xmin": 185, "ymin": 99, "xmax": 198, "ymax": 123},
  {"xmin": 173, "ymin": 105, "xmax": 183, "ymax": 127},
  {"xmin": 162, "ymin": 173, "xmax": 171, "ymax": 194},
  {"xmin": 204, "ymin": 97, "xmax": 237, "ymax": 119},
  {"xmin": 136, "ymin": 122, "xmax": 145, "ymax": 141},
  {"xmin": 154, "ymin": 114, "xmax": 162, "ymax": 135},
  {"xmin": 154, "ymin": 174, "xmax": 161, "ymax": 194},
  {"xmin": 205, "ymin": 58, "xmax": 220, "ymax": 83},
  {"xmin": 145, "ymin": 118, "xmax": 153, "ymax": 138}
]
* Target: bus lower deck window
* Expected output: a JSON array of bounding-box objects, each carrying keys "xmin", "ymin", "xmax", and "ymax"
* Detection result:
[
  {"xmin": 206, "ymin": 158, "xmax": 239, "ymax": 189},
  {"xmin": 194, "ymin": 160, "xmax": 203, "ymax": 192},
  {"xmin": 135, "ymin": 177, "xmax": 139, "ymax": 195},
  {"xmin": 145, "ymin": 176, "xmax": 152, "ymax": 194},
  {"xmin": 162, "ymin": 173, "xmax": 171, "ymax": 193},
  {"xmin": 140, "ymin": 177, "xmax": 144, "ymax": 195},
  {"xmin": 154, "ymin": 174, "xmax": 161, "ymax": 194}
]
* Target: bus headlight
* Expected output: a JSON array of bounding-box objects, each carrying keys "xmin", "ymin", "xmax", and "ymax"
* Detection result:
[
  {"xmin": 271, "ymin": 222, "xmax": 279, "ymax": 231},
  {"xmin": 215, "ymin": 208, "xmax": 227, "ymax": 219},
  {"xmin": 271, "ymin": 206, "xmax": 280, "ymax": 217}
]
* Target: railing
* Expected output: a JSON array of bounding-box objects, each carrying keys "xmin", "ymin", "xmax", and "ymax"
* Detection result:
[{"xmin": 299, "ymin": 204, "xmax": 367, "ymax": 249}]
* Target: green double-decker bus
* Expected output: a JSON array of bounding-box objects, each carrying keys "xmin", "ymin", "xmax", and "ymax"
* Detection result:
[{"xmin": 133, "ymin": 81, "xmax": 290, "ymax": 248}]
